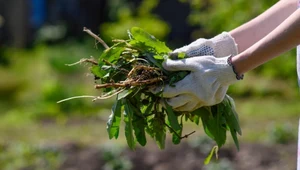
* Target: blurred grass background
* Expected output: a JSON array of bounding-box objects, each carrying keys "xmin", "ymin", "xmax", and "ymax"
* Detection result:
[{"xmin": 0, "ymin": 0, "xmax": 299, "ymax": 169}]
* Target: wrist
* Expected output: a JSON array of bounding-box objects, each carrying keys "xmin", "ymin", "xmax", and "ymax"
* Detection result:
[
  {"xmin": 227, "ymin": 55, "xmax": 244, "ymax": 80},
  {"xmin": 231, "ymin": 52, "xmax": 249, "ymax": 76}
]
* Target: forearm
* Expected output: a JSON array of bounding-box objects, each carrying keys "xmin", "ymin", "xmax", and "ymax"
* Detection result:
[
  {"xmin": 229, "ymin": 0, "xmax": 298, "ymax": 53},
  {"xmin": 232, "ymin": 9, "xmax": 300, "ymax": 75}
]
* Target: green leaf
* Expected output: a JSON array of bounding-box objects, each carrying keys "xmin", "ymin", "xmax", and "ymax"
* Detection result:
[
  {"xmin": 194, "ymin": 115, "xmax": 200, "ymax": 125},
  {"xmin": 191, "ymin": 107, "xmax": 211, "ymax": 116},
  {"xmin": 124, "ymin": 99, "xmax": 136, "ymax": 149},
  {"xmin": 91, "ymin": 65, "xmax": 106, "ymax": 78},
  {"xmin": 145, "ymin": 119, "xmax": 155, "ymax": 138},
  {"xmin": 125, "ymin": 99, "xmax": 147, "ymax": 146},
  {"xmin": 153, "ymin": 54, "xmax": 164, "ymax": 60},
  {"xmin": 107, "ymin": 100, "xmax": 122, "ymax": 139},
  {"xmin": 204, "ymin": 146, "xmax": 219, "ymax": 165},
  {"xmin": 128, "ymin": 40, "xmax": 148, "ymax": 53},
  {"xmin": 100, "ymin": 46, "xmax": 124, "ymax": 63},
  {"xmin": 177, "ymin": 52, "xmax": 187, "ymax": 59},
  {"xmin": 186, "ymin": 113, "xmax": 200, "ymax": 125},
  {"xmin": 117, "ymin": 89, "xmax": 134, "ymax": 100},
  {"xmin": 194, "ymin": 107, "xmax": 227, "ymax": 148},
  {"xmin": 164, "ymin": 100, "xmax": 182, "ymax": 144},
  {"xmin": 222, "ymin": 95, "xmax": 242, "ymax": 150},
  {"xmin": 153, "ymin": 117, "xmax": 166, "ymax": 149},
  {"xmin": 130, "ymin": 27, "xmax": 171, "ymax": 54},
  {"xmin": 168, "ymin": 71, "xmax": 189, "ymax": 86},
  {"xmin": 224, "ymin": 95, "xmax": 241, "ymax": 135},
  {"xmin": 144, "ymin": 53, "xmax": 168, "ymax": 75},
  {"xmin": 132, "ymin": 115, "xmax": 147, "ymax": 146},
  {"xmin": 192, "ymin": 107, "xmax": 214, "ymax": 139},
  {"xmin": 168, "ymin": 76, "xmax": 177, "ymax": 87},
  {"xmin": 147, "ymin": 114, "xmax": 166, "ymax": 149},
  {"xmin": 176, "ymin": 71, "xmax": 189, "ymax": 80},
  {"xmin": 127, "ymin": 98, "xmax": 144, "ymax": 117},
  {"xmin": 142, "ymin": 100, "xmax": 154, "ymax": 116},
  {"xmin": 189, "ymin": 107, "xmax": 207, "ymax": 125}
]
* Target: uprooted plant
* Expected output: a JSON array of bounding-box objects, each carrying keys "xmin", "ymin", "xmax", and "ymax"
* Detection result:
[{"xmin": 59, "ymin": 27, "xmax": 242, "ymax": 163}]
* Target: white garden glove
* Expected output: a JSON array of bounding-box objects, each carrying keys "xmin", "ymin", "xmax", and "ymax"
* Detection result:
[
  {"xmin": 160, "ymin": 55, "xmax": 242, "ymax": 112},
  {"xmin": 170, "ymin": 32, "xmax": 238, "ymax": 58}
]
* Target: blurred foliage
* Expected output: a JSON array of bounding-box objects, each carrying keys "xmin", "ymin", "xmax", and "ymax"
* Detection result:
[
  {"xmin": 188, "ymin": 135, "xmax": 215, "ymax": 154},
  {"xmin": 100, "ymin": 0, "xmax": 170, "ymax": 44},
  {"xmin": 267, "ymin": 123, "xmax": 297, "ymax": 144},
  {"xmin": 0, "ymin": 40, "xmax": 112, "ymax": 122},
  {"xmin": 0, "ymin": 143, "xmax": 62, "ymax": 170},
  {"xmin": 255, "ymin": 49, "xmax": 297, "ymax": 81},
  {"xmin": 204, "ymin": 159, "xmax": 234, "ymax": 170},
  {"xmin": 187, "ymin": 0, "xmax": 278, "ymax": 34},
  {"xmin": 102, "ymin": 144, "xmax": 132, "ymax": 170}
]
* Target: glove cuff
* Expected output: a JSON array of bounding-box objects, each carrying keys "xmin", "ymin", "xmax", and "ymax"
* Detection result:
[
  {"xmin": 215, "ymin": 56, "xmax": 241, "ymax": 85},
  {"xmin": 210, "ymin": 32, "xmax": 239, "ymax": 58}
]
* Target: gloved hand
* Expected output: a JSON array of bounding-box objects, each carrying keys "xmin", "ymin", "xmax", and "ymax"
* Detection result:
[
  {"xmin": 159, "ymin": 55, "xmax": 242, "ymax": 112},
  {"xmin": 170, "ymin": 32, "xmax": 238, "ymax": 58}
]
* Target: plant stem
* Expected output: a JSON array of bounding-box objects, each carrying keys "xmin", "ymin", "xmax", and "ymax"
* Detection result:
[
  {"xmin": 94, "ymin": 77, "xmax": 166, "ymax": 89},
  {"xmin": 83, "ymin": 27, "xmax": 109, "ymax": 49},
  {"xmin": 65, "ymin": 58, "xmax": 98, "ymax": 66},
  {"xmin": 181, "ymin": 131, "xmax": 196, "ymax": 139},
  {"xmin": 57, "ymin": 95, "xmax": 98, "ymax": 103},
  {"xmin": 163, "ymin": 122, "xmax": 195, "ymax": 139}
]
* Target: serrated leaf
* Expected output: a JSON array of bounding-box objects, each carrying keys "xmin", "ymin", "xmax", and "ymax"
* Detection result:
[
  {"xmin": 107, "ymin": 100, "xmax": 122, "ymax": 139},
  {"xmin": 124, "ymin": 100, "xmax": 136, "ymax": 149},
  {"xmin": 215, "ymin": 104, "xmax": 227, "ymax": 148},
  {"xmin": 147, "ymin": 114, "xmax": 166, "ymax": 149},
  {"xmin": 164, "ymin": 100, "xmax": 182, "ymax": 144},
  {"xmin": 145, "ymin": 119, "xmax": 155, "ymax": 138},
  {"xmin": 153, "ymin": 117, "xmax": 166, "ymax": 149},
  {"xmin": 127, "ymin": 98, "xmax": 143, "ymax": 117},
  {"xmin": 125, "ymin": 99, "xmax": 147, "ymax": 146},
  {"xmin": 130, "ymin": 27, "xmax": 171, "ymax": 54},
  {"xmin": 132, "ymin": 115, "xmax": 147, "ymax": 146},
  {"xmin": 142, "ymin": 100, "xmax": 154, "ymax": 116}
]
